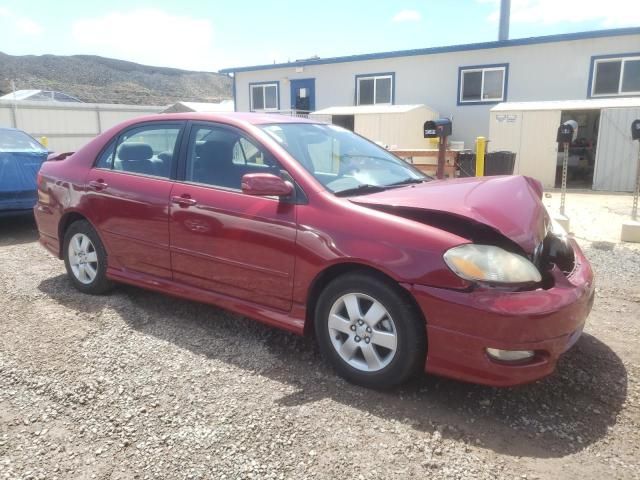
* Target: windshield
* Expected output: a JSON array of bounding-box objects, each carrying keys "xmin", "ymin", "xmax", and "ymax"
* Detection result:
[
  {"xmin": 0, "ymin": 129, "xmax": 47, "ymax": 153},
  {"xmin": 260, "ymin": 123, "xmax": 428, "ymax": 195}
]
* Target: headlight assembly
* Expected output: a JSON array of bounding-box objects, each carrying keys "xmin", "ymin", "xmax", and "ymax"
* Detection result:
[{"xmin": 444, "ymin": 244, "xmax": 542, "ymax": 284}]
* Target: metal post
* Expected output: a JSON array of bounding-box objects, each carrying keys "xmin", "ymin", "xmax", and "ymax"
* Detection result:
[
  {"xmin": 95, "ymin": 106, "xmax": 103, "ymax": 134},
  {"xmin": 560, "ymin": 142, "xmax": 569, "ymax": 216},
  {"xmin": 475, "ymin": 137, "xmax": 486, "ymax": 176},
  {"xmin": 436, "ymin": 135, "xmax": 446, "ymax": 179},
  {"xmin": 10, "ymin": 80, "xmax": 18, "ymax": 128},
  {"xmin": 633, "ymin": 142, "xmax": 640, "ymax": 221}
]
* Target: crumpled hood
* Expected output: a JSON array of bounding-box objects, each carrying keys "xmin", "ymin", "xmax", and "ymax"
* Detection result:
[{"xmin": 350, "ymin": 175, "xmax": 548, "ymax": 254}]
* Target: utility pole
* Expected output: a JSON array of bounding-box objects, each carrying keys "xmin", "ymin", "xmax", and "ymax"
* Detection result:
[{"xmin": 499, "ymin": 0, "xmax": 510, "ymax": 41}]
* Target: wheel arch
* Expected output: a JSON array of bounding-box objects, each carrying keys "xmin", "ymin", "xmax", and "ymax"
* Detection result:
[
  {"xmin": 303, "ymin": 262, "xmax": 426, "ymax": 336},
  {"xmin": 57, "ymin": 211, "xmax": 103, "ymax": 259}
]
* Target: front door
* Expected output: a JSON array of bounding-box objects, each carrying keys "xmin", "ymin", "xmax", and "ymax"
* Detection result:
[
  {"xmin": 84, "ymin": 122, "xmax": 184, "ymax": 279},
  {"xmin": 169, "ymin": 122, "xmax": 297, "ymax": 311},
  {"xmin": 290, "ymin": 79, "xmax": 315, "ymax": 112}
]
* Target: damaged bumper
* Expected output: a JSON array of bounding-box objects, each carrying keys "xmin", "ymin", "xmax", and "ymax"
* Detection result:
[{"xmin": 410, "ymin": 238, "xmax": 595, "ymax": 387}]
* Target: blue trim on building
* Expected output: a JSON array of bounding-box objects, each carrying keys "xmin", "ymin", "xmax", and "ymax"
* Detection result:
[
  {"xmin": 248, "ymin": 80, "xmax": 281, "ymax": 111},
  {"xmin": 289, "ymin": 78, "xmax": 316, "ymax": 110},
  {"xmin": 354, "ymin": 72, "xmax": 395, "ymax": 105},
  {"xmin": 587, "ymin": 51, "xmax": 640, "ymax": 98},
  {"xmin": 456, "ymin": 63, "xmax": 509, "ymax": 106},
  {"xmin": 219, "ymin": 27, "xmax": 640, "ymax": 74}
]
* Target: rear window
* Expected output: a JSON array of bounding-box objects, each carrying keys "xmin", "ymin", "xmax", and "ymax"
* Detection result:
[{"xmin": 0, "ymin": 130, "xmax": 47, "ymax": 153}]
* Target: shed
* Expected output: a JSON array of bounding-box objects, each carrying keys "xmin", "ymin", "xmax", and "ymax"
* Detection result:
[
  {"xmin": 309, "ymin": 104, "xmax": 439, "ymax": 149},
  {"xmin": 161, "ymin": 100, "xmax": 234, "ymax": 114},
  {"xmin": 489, "ymin": 98, "xmax": 640, "ymax": 191},
  {"xmin": 0, "ymin": 89, "xmax": 83, "ymax": 103}
]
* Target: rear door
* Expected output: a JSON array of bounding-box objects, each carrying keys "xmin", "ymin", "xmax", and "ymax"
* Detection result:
[
  {"xmin": 84, "ymin": 122, "xmax": 184, "ymax": 279},
  {"xmin": 169, "ymin": 122, "xmax": 297, "ymax": 310}
]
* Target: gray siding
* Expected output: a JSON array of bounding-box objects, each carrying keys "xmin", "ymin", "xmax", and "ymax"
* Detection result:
[{"xmin": 234, "ymin": 34, "xmax": 640, "ymax": 148}]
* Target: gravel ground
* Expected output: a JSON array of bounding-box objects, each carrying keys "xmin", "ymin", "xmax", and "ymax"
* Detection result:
[{"xmin": 1, "ymin": 193, "xmax": 639, "ymax": 480}]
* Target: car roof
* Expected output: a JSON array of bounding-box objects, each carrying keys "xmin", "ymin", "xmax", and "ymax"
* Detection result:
[{"xmin": 128, "ymin": 112, "xmax": 321, "ymax": 127}]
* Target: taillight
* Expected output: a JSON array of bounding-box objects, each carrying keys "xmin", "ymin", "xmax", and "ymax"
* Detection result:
[{"xmin": 37, "ymin": 172, "xmax": 43, "ymax": 188}]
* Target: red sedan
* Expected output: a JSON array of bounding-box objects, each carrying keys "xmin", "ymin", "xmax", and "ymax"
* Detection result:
[{"xmin": 34, "ymin": 113, "xmax": 594, "ymax": 388}]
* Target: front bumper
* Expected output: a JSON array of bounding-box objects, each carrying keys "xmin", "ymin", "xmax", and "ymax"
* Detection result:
[{"xmin": 411, "ymin": 239, "xmax": 595, "ymax": 387}]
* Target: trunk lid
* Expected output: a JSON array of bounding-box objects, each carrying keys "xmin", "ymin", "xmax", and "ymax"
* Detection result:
[{"xmin": 349, "ymin": 175, "xmax": 548, "ymax": 254}]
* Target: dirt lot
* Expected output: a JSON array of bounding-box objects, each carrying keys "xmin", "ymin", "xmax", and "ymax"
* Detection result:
[{"xmin": 1, "ymin": 192, "xmax": 639, "ymax": 480}]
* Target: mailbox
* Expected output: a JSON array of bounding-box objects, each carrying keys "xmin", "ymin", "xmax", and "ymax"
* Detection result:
[
  {"xmin": 632, "ymin": 119, "xmax": 640, "ymax": 141},
  {"xmin": 556, "ymin": 120, "xmax": 578, "ymax": 144},
  {"xmin": 424, "ymin": 118, "xmax": 452, "ymax": 139}
]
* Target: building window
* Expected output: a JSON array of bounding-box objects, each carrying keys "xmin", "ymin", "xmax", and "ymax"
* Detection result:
[
  {"xmin": 458, "ymin": 64, "xmax": 508, "ymax": 105},
  {"xmin": 356, "ymin": 73, "xmax": 394, "ymax": 105},
  {"xmin": 590, "ymin": 54, "xmax": 640, "ymax": 97},
  {"xmin": 250, "ymin": 82, "xmax": 279, "ymax": 111}
]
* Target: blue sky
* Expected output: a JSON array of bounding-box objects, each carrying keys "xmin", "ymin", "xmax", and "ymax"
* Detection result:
[{"xmin": 0, "ymin": 0, "xmax": 639, "ymax": 72}]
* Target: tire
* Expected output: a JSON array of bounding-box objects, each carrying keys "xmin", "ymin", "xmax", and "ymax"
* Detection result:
[
  {"xmin": 314, "ymin": 272, "xmax": 426, "ymax": 388},
  {"xmin": 63, "ymin": 219, "xmax": 113, "ymax": 294}
]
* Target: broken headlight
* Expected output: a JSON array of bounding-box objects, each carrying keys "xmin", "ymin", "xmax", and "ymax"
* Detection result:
[{"xmin": 444, "ymin": 244, "xmax": 542, "ymax": 284}]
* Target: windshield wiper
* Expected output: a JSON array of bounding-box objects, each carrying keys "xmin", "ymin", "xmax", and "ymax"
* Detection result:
[
  {"xmin": 334, "ymin": 184, "xmax": 388, "ymax": 197},
  {"xmin": 386, "ymin": 177, "xmax": 428, "ymax": 187}
]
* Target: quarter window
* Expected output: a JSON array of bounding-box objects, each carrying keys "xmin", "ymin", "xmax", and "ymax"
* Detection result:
[
  {"xmin": 356, "ymin": 74, "xmax": 393, "ymax": 105},
  {"xmin": 591, "ymin": 55, "xmax": 640, "ymax": 97},
  {"xmin": 459, "ymin": 65, "xmax": 507, "ymax": 104},
  {"xmin": 250, "ymin": 83, "xmax": 279, "ymax": 111}
]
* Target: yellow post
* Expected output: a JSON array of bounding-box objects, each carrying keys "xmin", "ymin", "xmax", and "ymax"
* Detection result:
[
  {"xmin": 475, "ymin": 136, "xmax": 486, "ymax": 176},
  {"xmin": 39, "ymin": 136, "xmax": 49, "ymax": 149}
]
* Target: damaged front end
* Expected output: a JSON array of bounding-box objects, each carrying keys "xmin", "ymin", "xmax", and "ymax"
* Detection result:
[{"xmin": 349, "ymin": 176, "xmax": 578, "ymax": 291}]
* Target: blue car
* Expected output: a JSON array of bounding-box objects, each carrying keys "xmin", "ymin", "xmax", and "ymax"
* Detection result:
[{"xmin": 0, "ymin": 128, "xmax": 48, "ymax": 215}]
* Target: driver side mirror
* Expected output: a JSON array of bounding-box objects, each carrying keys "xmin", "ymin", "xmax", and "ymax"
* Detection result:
[{"xmin": 241, "ymin": 173, "xmax": 294, "ymax": 197}]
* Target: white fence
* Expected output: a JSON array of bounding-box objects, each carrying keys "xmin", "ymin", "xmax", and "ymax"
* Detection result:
[{"xmin": 0, "ymin": 100, "xmax": 164, "ymax": 152}]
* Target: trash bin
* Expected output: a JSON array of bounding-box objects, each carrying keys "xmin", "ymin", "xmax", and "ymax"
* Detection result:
[
  {"xmin": 485, "ymin": 151, "xmax": 516, "ymax": 175},
  {"xmin": 456, "ymin": 151, "xmax": 476, "ymax": 177},
  {"xmin": 456, "ymin": 151, "xmax": 516, "ymax": 177}
]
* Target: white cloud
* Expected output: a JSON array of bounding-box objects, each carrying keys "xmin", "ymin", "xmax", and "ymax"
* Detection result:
[
  {"xmin": 0, "ymin": 7, "xmax": 43, "ymax": 36},
  {"xmin": 481, "ymin": 0, "xmax": 640, "ymax": 27},
  {"xmin": 71, "ymin": 9, "xmax": 219, "ymax": 71},
  {"xmin": 392, "ymin": 9, "xmax": 423, "ymax": 22}
]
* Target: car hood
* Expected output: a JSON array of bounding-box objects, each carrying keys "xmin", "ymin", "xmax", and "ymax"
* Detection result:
[{"xmin": 349, "ymin": 175, "xmax": 548, "ymax": 254}]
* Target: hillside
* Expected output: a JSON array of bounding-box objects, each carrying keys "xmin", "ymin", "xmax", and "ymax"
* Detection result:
[{"xmin": 0, "ymin": 53, "xmax": 233, "ymax": 105}]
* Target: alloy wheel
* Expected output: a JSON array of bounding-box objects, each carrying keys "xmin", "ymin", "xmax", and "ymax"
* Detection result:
[
  {"xmin": 67, "ymin": 233, "xmax": 99, "ymax": 285},
  {"xmin": 327, "ymin": 293, "xmax": 398, "ymax": 372}
]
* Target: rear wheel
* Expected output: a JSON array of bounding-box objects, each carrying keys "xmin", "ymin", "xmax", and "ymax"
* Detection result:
[
  {"xmin": 314, "ymin": 272, "xmax": 426, "ymax": 388},
  {"xmin": 63, "ymin": 220, "xmax": 112, "ymax": 294}
]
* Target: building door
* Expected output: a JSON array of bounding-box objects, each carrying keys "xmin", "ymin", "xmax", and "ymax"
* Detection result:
[{"xmin": 290, "ymin": 79, "xmax": 315, "ymax": 112}]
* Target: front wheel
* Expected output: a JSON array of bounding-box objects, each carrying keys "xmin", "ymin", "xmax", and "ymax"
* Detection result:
[
  {"xmin": 314, "ymin": 272, "xmax": 426, "ymax": 388},
  {"xmin": 63, "ymin": 220, "xmax": 113, "ymax": 294}
]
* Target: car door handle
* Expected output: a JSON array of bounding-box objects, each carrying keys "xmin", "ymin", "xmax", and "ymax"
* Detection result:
[
  {"xmin": 171, "ymin": 195, "xmax": 197, "ymax": 207},
  {"xmin": 88, "ymin": 180, "xmax": 108, "ymax": 191}
]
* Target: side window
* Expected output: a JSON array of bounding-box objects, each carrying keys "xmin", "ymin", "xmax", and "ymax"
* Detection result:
[
  {"xmin": 186, "ymin": 126, "xmax": 280, "ymax": 190},
  {"xmin": 112, "ymin": 126, "xmax": 181, "ymax": 178}
]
